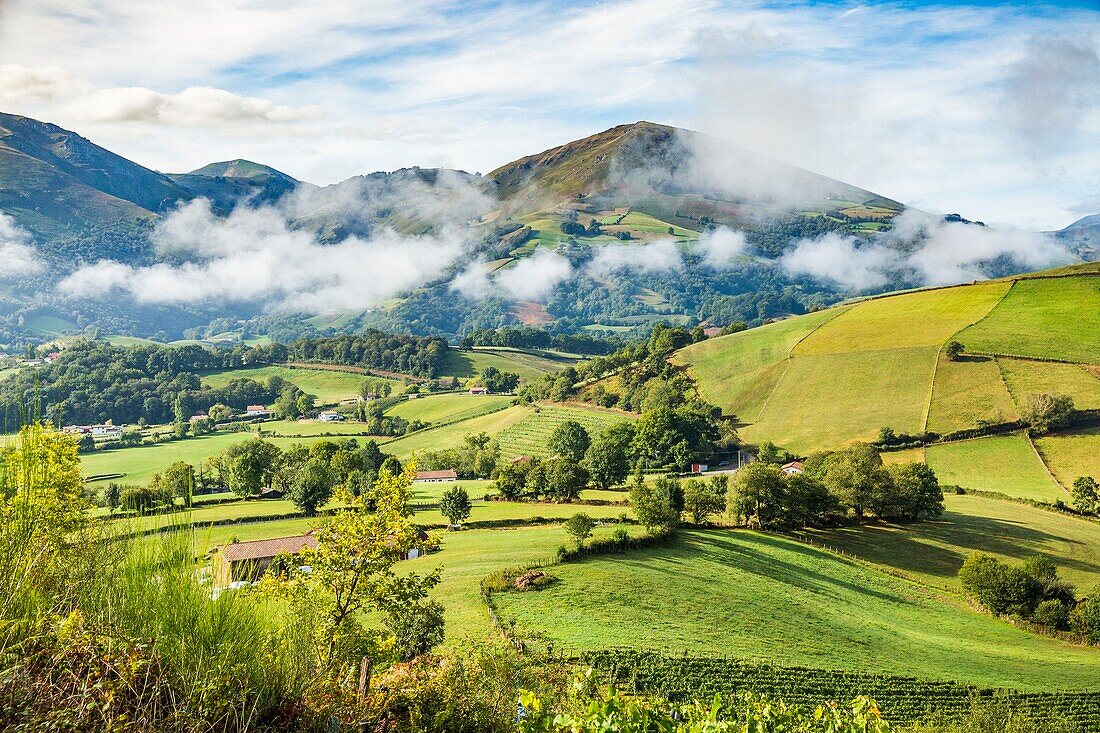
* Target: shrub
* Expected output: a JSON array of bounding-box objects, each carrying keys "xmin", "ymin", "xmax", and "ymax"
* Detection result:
[
  {"xmin": 1032, "ymin": 599, "xmax": 1070, "ymax": 630},
  {"xmin": 1070, "ymin": 590, "xmax": 1100, "ymax": 644}
]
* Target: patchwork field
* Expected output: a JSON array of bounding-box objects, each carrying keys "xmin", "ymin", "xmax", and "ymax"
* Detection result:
[
  {"xmin": 926, "ymin": 354, "xmax": 1017, "ymax": 435},
  {"xmin": 1034, "ymin": 427, "xmax": 1100, "ymax": 490},
  {"xmin": 201, "ymin": 365, "xmax": 385, "ymax": 404},
  {"xmin": 924, "ymin": 433, "xmax": 1065, "ymax": 502},
  {"xmin": 494, "ymin": 529, "xmax": 1100, "ymax": 690},
  {"xmin": 673, "ymin": 309, "xmax": 842, "ymax": 421},
  {"xmin": 739, "ymin": 346, "xmax": 938, "ymax": 453},
  {"xmin": 382, "ymin": 404, "xmax": 534, "ymax": 458},
  {"xmin": 998, "ymin": 357, "xmax": 1100, "ymax": 411},
  {"xmin": 957, "ymin": 276, "xmax": 1100, "ymax": 364},
  {"xmin": 386, "ymin": 392, "xmax": 514, "ymax": 423},
  {"xmin": 496, "ymin": 403, "xmax": 634, "ymax": 460},
  {"xmin": 794, "ymin": 281, "xmax": 1008, "ymax": 355},
  {"xmin": 797, "ymin": 493, "xmax": 1100, "ymax": 592}
]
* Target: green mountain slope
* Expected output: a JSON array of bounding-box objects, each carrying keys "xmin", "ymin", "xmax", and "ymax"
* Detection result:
[
  {"xmin": 675, "ymin": 264, "xmax": 1100, "ymax": 495},
  {"xmin": 0, "ymin": 112, "xmax": 190, "ymax": 238},
  {"xmin": 169, "ymin": 159, "xmax": 300, "ymax": 211}
]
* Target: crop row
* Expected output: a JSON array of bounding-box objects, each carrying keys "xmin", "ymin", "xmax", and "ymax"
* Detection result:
[
  {"xmin": 498, "ymin": 405, "xmax": 632, "ymax": 459},
  {"xmin": 579, "ymin": 650, "xmax": 1100, "ymax": 727}
]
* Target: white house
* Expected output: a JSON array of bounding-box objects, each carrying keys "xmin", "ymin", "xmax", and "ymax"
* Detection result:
[
  {"xmin": 244, "ymin": 405, "xmax": 274, "ymax": 418},
  {"xmin": 781, "ymin": 461, "xmax": 804, "ymax": 475},
  {"xmin": 317, "ymin": 411, "xmax": 344, "ymax": 422}
]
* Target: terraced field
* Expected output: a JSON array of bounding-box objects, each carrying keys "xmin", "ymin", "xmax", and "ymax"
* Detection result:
[
  {"xmin": 382, "ymin": 404, "xmax": 534, "ymax": 458},
  {"xmin": 924, "ymin": 433, "xmax": 1065, "ymax": 502},
  {"xmin": 495, "ymin": 403, "xmax": 634, "ymax": 460},
  {"xmin": 495, "ymin": 529, "xmax": 1100, "ymax": 690}
]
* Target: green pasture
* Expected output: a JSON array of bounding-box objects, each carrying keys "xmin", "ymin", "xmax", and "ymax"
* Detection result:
[
  {"xmin": 926, "ymin": 353, "xmax": 1018, "ymax": 435},
  {"xmin": 673, "ymin": 309, "xmax": 842, "ymax": 421},
  {"xmin": 261, "ymin": 419, "xmax": 381, "ymax": 437},
  {"xmin": 795, "ymin": 281, "xmax": 1008, "ymax": 355},
  {"xmin": 740, "ymin": 346, "xmax": 938, "ymax": 453},
  {"xmin": 957, "ymin": 276, "xmax": 1100, "ymax": 364},
  {"xmin": 382, "ymin": 405, "xmax": 534, "ymax": 458},
  {"xmin": 924, "ymin": 433, "xmax": 1065, "ymax": 502},
  {"xmin": 496, "ymin": 403, "xmax": 634, "ymax": 460},
  {"xmin": 1034, "ymin": 427, "xmax": 1100, "ymax": 490},
  {"xmin": 797, "ymin": 493, "xmax": 1100, "ymax": 593},
  {"xmin": 440, "ymin": 348, "xmax": 576, "ymax": 382},
  {"xmin": 494, "ymin": 529, "xmax": 1100, "ymax": 691},
  {"xmin": 27, "ymin": 314, "xmax": 78, "ymax": 335},
  {"xmin": 386, "ymin": 392, "xmax": 514, "ymax": 423},
  {"xmin": 999, "ymin": 357, "xmax": 1100, "ymax": 411},
  {"xmin": 201, "ymin": 366, "xmax": 383, "ymax": 405}
]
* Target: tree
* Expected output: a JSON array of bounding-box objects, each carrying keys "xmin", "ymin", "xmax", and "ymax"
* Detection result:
[
  {"xmin": 629, "ymin": 474, "xmax": 681, "ymax": 535},
  {"xmin": 289, "ymin": 458, "xmax": 335, "ymax": 515},
  {"xmin": 564, "ymin": 512, "xmax": 596, "ymax": 549},
  {"xmin": 884, "ymin": 462, "xmax": 944, "ymax": 520},
  {"xmin": 683, "ymin": 476, "xmax": 726, "ymax": 524},
  {"xmin": 385, "ymin": 600, "xmax": 445, "ymax": 662},
  {"xmin": 275, "ymin": 386, "xmax": 302, "ymax": 419},
  {"xmin": 279, "ymin": 464, "xmax": 440, "ymax": 666},
  {"xmin": 757, "ymin": 441, "xmax": 780, "ymax": 464},
  {"xmin": 549, "ymin": 420, "xmax": 591, "ymax": 462},
  {"xmin": 223, "ymin": 438, "xmax": 282, "ymax": 497},
  {"xmin": 728, "ymin": 462, "xmax": 786, "ymax": 529},
  {"xmin": 103, "ymin": 482, "xmax": 122, "ymax": 514},
  {"xmin": 439, "ymin": 486, "xmax": 472, "ymax": 526},
  {"xmin": 945, "ymin": 341, "xmax": 964, "ymax": 361},
  {"xmin": 584, "ymin": 425, "xmax": 633, "ymax": 491},
  {"xmin": 158, "ymin": 460, "xmax": 196, "ymax": 508},
  {"xmin": 1070, "ymin": 588, "xmax": 1100, "ymax": 644},
  {"xmin": 958, "ymin": 553, "xmax": 1043, "ymax": 617},
  {"xmin": 1072, "ymin": 476, "xmax": 1099, "ymax": 515},
  {"xmin": 819, "ymin": 443, "xmax": 890, "ymax": 519},
  {"xmin": 208, "ymin": 403, "xmax": 233, "ymax": 422},
  {"xmin": 546, "ymin": 458, "xmax": 590, "ymax": 501},
  {"xmin": 494, "ymin": 462, "xmax": 531, "ymax": 500},
  {"xmin": 1021, "ymin": 393, "xmax": 1074, "ymax": 435}
]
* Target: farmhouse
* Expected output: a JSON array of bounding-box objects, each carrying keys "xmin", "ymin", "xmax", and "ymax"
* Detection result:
[
  {"xmin": 244, "ymin": 404, "xmax": 274, "ymax": 418},
  {"xmin": 413, "ymin": 469, "xmax": 458, "ymax": 483},
  {"xmin": 189, "ymin": 411, "xmax": 209, "ymax": 423},
  {"xmin": 781, "ymin": 461, "xmax": 804, "ymax": 475},
  {"xmin": 406, "ymin": 392, "xmax": 421, "ymax": 399},
  {"xmin": 690, "ymin": 463, "xmax": 708, "ymax": 474},
  {"xmin": 213, "ymin": 533, "xmax": 319, "ymax": 586},
  {"xmin": 317, "ymin": 410, "xmax": 344, "ymax": 422},
  {"xmin": 468, "ymin": 386, "xmax": 489, "ymax": 395}
]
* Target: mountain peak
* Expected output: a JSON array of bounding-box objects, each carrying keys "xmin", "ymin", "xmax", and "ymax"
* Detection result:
[{"xmin": 186, "ymin": 159, "xmax": 297, "ymax": 183}]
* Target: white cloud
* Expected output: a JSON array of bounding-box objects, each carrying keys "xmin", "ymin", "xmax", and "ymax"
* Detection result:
[
  {"xmin": 780, "ymin": 210, "xmax": 1077, "ymax": 291},
  {"xmin": 0, "ymin": 64, "xmax": 72, "ymax": 105},
  {"xmin": 0, "ymin": 213, "xmax": 43, "ymax": 277},
  {"xmin": 494, "ymin": 249, "xmax": 573, "ymax": 301},
  {"xmin": 696, "ymin": 227, "xmax": 747, "ymax": 269},
  {"xmin": 76, "ymin": 86, "xmax": 320, "ymax": 126},
  {"xmin": 58, "ymin": 199, "xmax": 468, "ymax": 310},
  {"xmin": 587, "ymin": 241, "xmax": 682, "ymax": 276},
  {"xmin": 779, "ymin": 233, "xmax": 897, "ymax": 291}
]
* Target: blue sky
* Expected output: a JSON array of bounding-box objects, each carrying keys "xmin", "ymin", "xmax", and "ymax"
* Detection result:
[{"xmin": 0, "ymin": 0, "xmax": 1097, "ymax": 228}]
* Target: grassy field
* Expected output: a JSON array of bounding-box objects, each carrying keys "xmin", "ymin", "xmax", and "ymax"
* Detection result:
[
  {"xmin": 201, "ymin": 366, "xmax": 384, "ymax": 405},
  {"xmin": 1034, "ymin": 427, "xmax": 1100, "ymax": 489},
  {"xmin": 881, "ymin": 447, "xmax": 925, "ymax": 465},
  {"xmin": 261, "ymin": 420, "xmax": 381, "ymax": 437},
  {"xmin": 386, "ymin": 392, "xmax": 514, "ymax": 423},
  {"xmin": 999, "ymin": 357, "xmax": 1100, "ymax": 411},
  {"xmin": 673, "ymin": 309, "xmax": 842, "ymax": 421},
  {"xmin": 957, "ymin": 276, "xmax": 1100, "ymax": 364},
  {"xmin": 797, "ymin": 493, "xmax": 1100, "ymax": 592},
  {"xmin": 382, "ymin": 405, "xmax": 534, "ymax": 458},
  {"xmin": 440, "ymin": 348, "xmax": 575, "ymax": 382},
  {"xmin": 740, "ymin": 347, "xmax": 938, "ymax": 453},
  {"xmin": 496, "ymin": 403, "xmax": 634, "ymax": 460},
  {"xmin": 926, "ymin": 354, "xmax": 1018, "ymax": 435},
  {"xmin": 924, "ymin": 433, "xmax": 1065, "ymax": 502},
  {"xmin": 494, "ymin": 529, "xmax": 1100, "ymax": 690},
  {"xmin": 794, "ymin": 282, "xmax": 1008, "ymax": 355}
]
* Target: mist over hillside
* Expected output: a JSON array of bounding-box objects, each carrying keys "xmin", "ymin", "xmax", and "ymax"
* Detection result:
[{"xmin": 0, "ymin": 113, "xmax": 1087, "ymax": 349}]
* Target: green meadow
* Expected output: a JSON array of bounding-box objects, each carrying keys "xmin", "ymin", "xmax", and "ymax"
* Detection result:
[
  {"xmin": 998, "ymin": 357, "xmax": 1100, "ymax": 411},
  {"xmin": 201, "ymin": 365, "xmax": 384, "ymax": 405},
  {"xmin": 440, "ymin": 347, "xmax": 575, "ymax": 382},
  {"xmin": 382, "ymin": 405, "xmax": 534, "ymax": 458},
  {"xmin": 958, "ymin": 276, "xmax": 1100, "ymax": 364},
  {"xmin": 1034, "ymin": 427, "xmax": 1100, "ymax": 490},
  {"xmin": 924, "ymin": 433, "xmax": 1065, "ymax": 502},
  {"xmin": 386, "ymin": 392, "xmax": 514, "ymax": 423},
  {"xmin": 495, "ymin": 529, "xmax": 1100, "ymax": 690},
  {"xmin": 926, "ymin": 354, "xmax": 1017, "ymax": 435},
  {"xmin": 797, "ymin": 493, "xmax": 1100, "ymax": 592},
  {"xmin": 496, "ymin": 403, "xmax": 634, "ymax": 460}
]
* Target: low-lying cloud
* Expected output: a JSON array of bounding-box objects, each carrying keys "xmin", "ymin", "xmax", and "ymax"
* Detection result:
[
  {"xmin": 59, "ymin": 200, "xmax": 468, "ymax": 311},
  {"xmin": 695, "ymin": 228, "xmax": 747, "ymax": 269},
  {"xmin": 780, "ymin": 209, "xmax": 1076, "ymax": 291},
  {"xmin": 451, "ymin": 249, "xmax": 573, "ymax": 302},
  {"xmin": 0, "ymin": 213, "xmax": 44, "ymax": 278},
  {"xmin": 586, "ymin": 240, "xmax": 682, "ymax": 276}
]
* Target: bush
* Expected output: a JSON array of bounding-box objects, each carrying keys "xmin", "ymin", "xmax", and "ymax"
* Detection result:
[
  {"xmin": 1070, "ymin": 590, "xmax": 1100, "ymax": 644},
  {"xmin": 1032, "ymin": 599, "xmax": 1070, "ymax": 630}
]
